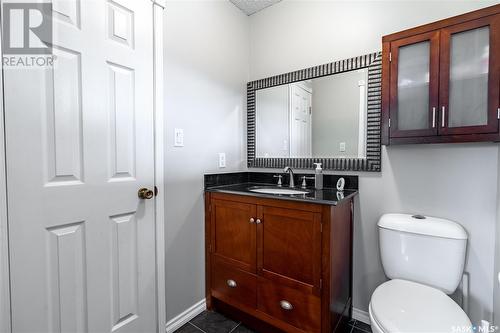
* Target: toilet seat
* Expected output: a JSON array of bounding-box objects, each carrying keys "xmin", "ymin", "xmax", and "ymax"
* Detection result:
[{"xmin": 369, "ymin": 279, "xmax": 471, "ymax": 333}]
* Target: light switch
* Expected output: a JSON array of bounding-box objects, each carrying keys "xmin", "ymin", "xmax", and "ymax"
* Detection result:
[
  {"xmin": 218, "ymin": 153, "xmax": 226, "ymax": 168},
  {"xmin": 174, "ymin": 128, "xmax": 184, "ymax": 147},
  {"xmin": 339, "ymin": 142, "xmax": 346, "ymax": 152}
]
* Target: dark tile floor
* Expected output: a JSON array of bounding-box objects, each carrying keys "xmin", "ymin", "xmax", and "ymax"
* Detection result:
[{"xmin": 174, "ymin": 310, "xmax": 372, "ymax": 333}]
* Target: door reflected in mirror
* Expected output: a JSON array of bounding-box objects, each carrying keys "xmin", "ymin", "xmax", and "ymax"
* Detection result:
[{"xmin": 255, "ymin": 69, "xmax": 368, "ymax": 159}]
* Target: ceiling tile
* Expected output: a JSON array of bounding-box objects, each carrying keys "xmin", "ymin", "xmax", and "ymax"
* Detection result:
[{"xmin": 229, "ymin": 0, "xmax": 282, "ymax": 16}]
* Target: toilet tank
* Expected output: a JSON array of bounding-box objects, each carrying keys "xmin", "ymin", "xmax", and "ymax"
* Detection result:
[{"xmin": 378, "ymin": 213, "xmax": 468, "ymax": 294}]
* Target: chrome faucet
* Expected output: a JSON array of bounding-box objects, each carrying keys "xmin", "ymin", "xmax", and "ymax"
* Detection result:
[{"xmin": 283, "ymin": 166, "xmax": 295, "ymax": 188}]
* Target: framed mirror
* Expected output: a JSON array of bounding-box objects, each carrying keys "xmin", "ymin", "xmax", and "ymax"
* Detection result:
[{"xmin": 247, "ymin": 52, "xmax": 382, "ymax": 171}]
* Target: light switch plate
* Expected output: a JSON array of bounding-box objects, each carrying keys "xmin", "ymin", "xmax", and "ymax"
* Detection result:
[
  {"xmin": 174, "ymin": 128, "xmax": 184, "ymax": 147},
  {"xmin": 218, "ymin": 153, "xmax": 226, "ymax": 168},
  {"xmin": 339, "ymin": 142, "xmax": 346, "ymax": 152}
]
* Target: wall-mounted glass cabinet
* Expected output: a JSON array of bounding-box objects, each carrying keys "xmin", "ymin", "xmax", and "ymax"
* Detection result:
[{"xmin": 382, "ymin": 6, "xmax": 500, "ymax": 145}]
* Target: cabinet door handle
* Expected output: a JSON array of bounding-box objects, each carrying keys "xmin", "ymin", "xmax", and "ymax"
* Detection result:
[
  {"xmin": 226, "ymin": 279, "xmax": 237, "ymax": 288},
  {"xmin": 249, "ymin": 218, "xmax": 255, "ymax": 224},
  {"xmin": 280, "ymin": 300, "xmax": 293, "ymax": 310},
  {"xmin": 432, "ymin": 107, "xmax": 436, "ymax": 128},
  {"xmin": 441, "ymin": 106, "xmax": 446, "ymax": 127},
  {"xmin": 256, "ymin": 218, "xmax": 262, "ymax": 224}
]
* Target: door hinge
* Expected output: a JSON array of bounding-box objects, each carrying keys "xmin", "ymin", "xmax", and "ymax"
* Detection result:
[
  {"xmin": 497, "ymin": 108, "xmax": 500, "ymax": 120},
  {"xmin": 209, "ymin": 244, "xmax": 212, "ymax": 252},
  {"xmin": 389, "ymin": 52, "xmax": 392, "ymax": 62},
  {"xmin": 320, "ymin": 279, "xmax": 323, "ymax": 290},
  {"xmin": 320, "ymin": 223, "xmax": 323, "ymax": 233},
  {"xmin": 388, "ymin": 118, "xmax": 391, "ymax": 128}
]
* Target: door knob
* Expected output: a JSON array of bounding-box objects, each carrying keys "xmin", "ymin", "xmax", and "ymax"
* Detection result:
[{"xmin": 138, "ymin": 188, "xmax": 154, "ymax": 199}]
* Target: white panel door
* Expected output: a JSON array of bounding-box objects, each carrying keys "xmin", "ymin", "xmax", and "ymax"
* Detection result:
[
  {"xmin": 289, "ymin": 84, "xmax": 312, "ymax": 157},
  {"xmin": 3, "ymin": 0, "xmax": 157, "ymax": 332}
]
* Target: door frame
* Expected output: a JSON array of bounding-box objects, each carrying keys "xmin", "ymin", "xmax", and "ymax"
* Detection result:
[
  {"xmin": 153, "ymin": 1, "xmax": 166, "ymax": 332},
  {"xmin": 0, "ymin": 2, "xmax": 11, "ymax": 329},
  {"xmin": 0, "ymin": 0, "xmax": 167, "ymax": 331}
]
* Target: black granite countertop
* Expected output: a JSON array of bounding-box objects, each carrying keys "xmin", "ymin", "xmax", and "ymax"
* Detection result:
[{"xmin": 205, "ymin": 181, "xmax": 357, "ymax": 206}]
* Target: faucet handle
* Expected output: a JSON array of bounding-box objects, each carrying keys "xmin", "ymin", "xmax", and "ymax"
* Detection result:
[
  {"xmin": 273, "ymin": 174, "xmax": 283, "ymax": 186},
  {"xmin": 301, "ymin": 176, "xmax": 315, "ymax": 189}
]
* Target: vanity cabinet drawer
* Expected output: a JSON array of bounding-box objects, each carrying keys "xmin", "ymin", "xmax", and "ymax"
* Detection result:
[
  {"xmin": 211, "ymin": 260, "xmax": 257, "ymax": 309},
  {"xmin": 257, "ymin": 278, "xmax": 321, "ymax": 333}
]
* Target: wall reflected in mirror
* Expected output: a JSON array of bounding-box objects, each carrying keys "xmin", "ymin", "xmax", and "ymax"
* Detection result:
[{"xmin": 255, "ymin": 69, "xmax": 368, "ymax": 159}]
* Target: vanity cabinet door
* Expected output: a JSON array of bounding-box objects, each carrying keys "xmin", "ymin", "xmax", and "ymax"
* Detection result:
[
  {"xmin": 256, "ymin": 206, "xmax": 322, "ymax": 295},
  {"xmin": 211, "ymin": 199, "xmax": 257, "ymax": 273},
  {"xmin": 438, "ymin": 15, "xmax": 500, "ymax": 135}
]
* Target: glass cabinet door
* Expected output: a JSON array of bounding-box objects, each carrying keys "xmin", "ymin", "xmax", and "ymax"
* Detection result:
[
  {"xmin": 390, "ymin": 31, "xmax": 440, "ymax": 138},
  {"xmin": 439, "ymin": 15, "xmax": 500, "ymax": 135}
]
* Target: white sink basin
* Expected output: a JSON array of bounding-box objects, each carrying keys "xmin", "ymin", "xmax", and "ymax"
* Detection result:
[{"xmin": 249, "ymin": 187, "xmax": 309, "ymax": 195}]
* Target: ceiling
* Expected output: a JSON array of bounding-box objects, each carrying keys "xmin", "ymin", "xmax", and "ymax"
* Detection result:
[{"xmin": 229, "ymin": 0, "xmax": 282, "ymax": 16}]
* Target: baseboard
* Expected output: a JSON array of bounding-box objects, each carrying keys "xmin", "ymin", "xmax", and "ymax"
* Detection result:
[
  {"xmin": 352, "ymin": 307, "xmax": 371, "ymax": 325},
  {"xmin": 165, "ymin": 299, "xmax": 368, "ymax": 331},
  {"xmin": 166, "ymin": 299, "xmax": 206, "ymax": 333}
]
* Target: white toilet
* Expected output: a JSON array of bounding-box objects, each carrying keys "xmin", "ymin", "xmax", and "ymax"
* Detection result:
[{"xmin": 369, "ymin": 213, "xmax": 472, "ymax": 333}]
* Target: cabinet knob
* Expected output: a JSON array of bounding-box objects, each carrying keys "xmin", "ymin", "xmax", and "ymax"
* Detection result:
[
  {"xmin": 280, "ymin": 300, "xmax": 293, "ymax": 310},
  {"xmin": 256, "ymin": 218, "xmax": 262, "ymax": 224},
  {"xmin": 249, "ymin": 218, "xmax": 255, "ymax": 224},
  {"xmin": 226, "ymin": 279, "xmax": 237, "ymax": 288}
]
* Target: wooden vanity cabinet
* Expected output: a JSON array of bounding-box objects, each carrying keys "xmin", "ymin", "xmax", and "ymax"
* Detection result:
[
  {"xmin": 205, "ymin": 192, "xmax": 354, "ymax": 333},
  {"xmin": 382, "ymin": 5, "xmax": 500, "ymax": 145}
]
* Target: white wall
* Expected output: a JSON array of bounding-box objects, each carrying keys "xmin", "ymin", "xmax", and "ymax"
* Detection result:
[
  {"xmin": 249, "ymin": 0, "xmax": 500, "ymax": 325},
  {"xmin": 164, "ymin": 0, "xmax": 249, "ymax": 321}
]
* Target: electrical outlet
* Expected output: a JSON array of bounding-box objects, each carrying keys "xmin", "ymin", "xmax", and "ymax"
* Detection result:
[
  {"xmin": 174, "ymin": 128, "xmax": 184, "ymax": 147},
  {"xmin": 218, "ymin": 153, "xmax": 226, "ymax": 168},
  {"xmin": 339, "ymin": 142, "xmax": 346, "ymax": 152}
]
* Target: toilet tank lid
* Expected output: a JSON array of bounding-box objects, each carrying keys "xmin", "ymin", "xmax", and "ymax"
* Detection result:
[{"xmin": 378, "ymin": 214, "xmax": 468, "ymax": 240}]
